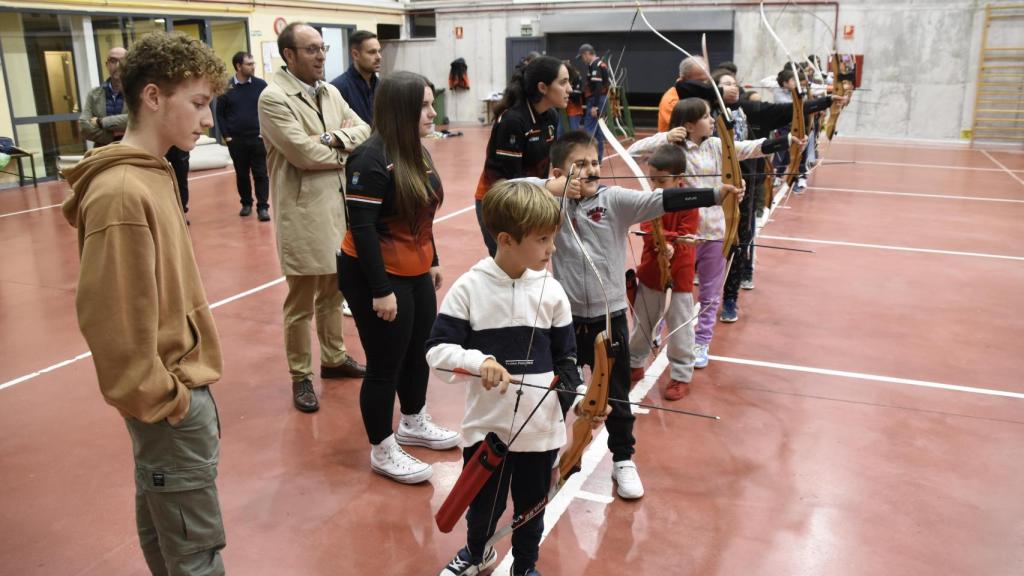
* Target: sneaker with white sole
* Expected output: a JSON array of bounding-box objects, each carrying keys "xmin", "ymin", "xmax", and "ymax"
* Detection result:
[
  {"xmin": 397, "ymin": 407, "xmax": 461, "ymax": 450},
  {"xmin": 740, "ymin": 278, "xmax": 755, "ymax": 290},
  {"xmin": 612, "ymin": 460, "xmax": 645, "ymax": 499},
  {"xmin": 342, "ymin": 301, "xmax": 353, "ymax": 317},
  {"xmin": 370, "ymin": 434, "xmax": 432, "ymax": 484},
  {"xmin": 694, "ymin": 343, "xmax": 709, "ymax": 368},
  {"xmin": 439, "ymin": 545, "xmax": 497, "ymax": 576}
]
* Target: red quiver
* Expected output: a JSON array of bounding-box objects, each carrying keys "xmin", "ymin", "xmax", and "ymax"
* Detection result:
[{"xmin": 435, "ymin": 431, "xmax": 508, "ymax": 533}]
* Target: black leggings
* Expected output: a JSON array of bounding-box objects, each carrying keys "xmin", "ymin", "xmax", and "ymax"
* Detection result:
[
  {"xmin": 723, "ymin": 170, "xmax": 758, "ymax": 300},
  {"xmin": 338, "ymin": 253, "xmax": 436, "ymax": 444}
]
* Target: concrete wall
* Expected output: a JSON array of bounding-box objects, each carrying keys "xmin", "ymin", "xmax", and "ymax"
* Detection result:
[{"xmin": 385, "ymin": 0, "xmax": 1002, "ymax": 141}]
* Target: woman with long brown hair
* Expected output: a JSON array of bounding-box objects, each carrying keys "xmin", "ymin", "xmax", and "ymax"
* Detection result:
[{"xmin": 338, "ymin": 71, "xmax": 459, "ymax": 484}]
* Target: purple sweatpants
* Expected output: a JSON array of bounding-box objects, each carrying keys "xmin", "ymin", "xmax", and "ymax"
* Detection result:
[{"xmin": 694, "ymin": 241, "xmax": 728, "ymax": 345}]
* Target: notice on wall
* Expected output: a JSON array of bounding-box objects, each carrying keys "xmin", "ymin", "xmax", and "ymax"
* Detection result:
[{"xmin": 262, "ymin": 42, "xmax": 281, "ymax": 75}]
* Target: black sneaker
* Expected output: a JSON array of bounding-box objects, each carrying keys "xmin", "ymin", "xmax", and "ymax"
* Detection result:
[
  {"xmin": 257, "ymin": 208, "xmax": 270, "ymax": 222},
  {"xmin": 719, "ymin": 299, "xmax": 738, "ymax": 323},
  {"xmin": 240, "ymin": 205, "xmax": 252, "ymax": 217},
  {"xmin": 438, "ymin": 546, "xmax": 497, "ymax": 576}
]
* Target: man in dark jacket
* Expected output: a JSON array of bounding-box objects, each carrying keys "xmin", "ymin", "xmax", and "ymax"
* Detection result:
[
  {"xmin": 216, "ymin": 51, "xmax": 270, "ymax": 220},
  {"xmin": 329, "ymin": 30, "xmax": 380, "ymax": 125}
]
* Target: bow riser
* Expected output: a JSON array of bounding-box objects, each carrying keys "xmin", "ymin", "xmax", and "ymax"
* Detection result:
[
  {"xmin": 824, "ymin": 53, "xmax": 847, "ymax": 140},
  {"xmin": 785, "ymin": 85, "xmax": 807, "ymax": 187},
  {"xmin": 557, "ymin": 332, "xmax": 612, "ymax": 481},
  {"xmin": 651, "ymin": 218, "xmax": 673, "ymax": 290}
]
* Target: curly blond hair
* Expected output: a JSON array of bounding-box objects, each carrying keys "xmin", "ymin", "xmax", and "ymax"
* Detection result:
[{"xmin": 121, "ymin": 32, "xmax": 228, "ymax": 119}]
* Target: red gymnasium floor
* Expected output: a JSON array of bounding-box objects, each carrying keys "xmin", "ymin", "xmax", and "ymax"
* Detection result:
[{"xmin": 1, "ymin": 127, "xmax": 1023, "ymax": 576}]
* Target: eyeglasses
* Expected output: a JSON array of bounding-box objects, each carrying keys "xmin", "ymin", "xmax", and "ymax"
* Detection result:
[
  {"xmin": 294, "ymin": 44, "xmax": 330, "ymax": 56},
  {"xmin": 106, "ymin": 58, "xmax": 123, "ymax": 64}
]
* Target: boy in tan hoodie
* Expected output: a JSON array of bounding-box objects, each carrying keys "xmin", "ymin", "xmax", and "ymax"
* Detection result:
[{"xmin": 62, "ymin": 33, "xmax": 229, "ymax": 576}]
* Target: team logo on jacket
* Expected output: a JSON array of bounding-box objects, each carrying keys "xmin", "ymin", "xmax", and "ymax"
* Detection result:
[
  {"xmin": 351, "ymin": 172, "xmax": 360, "ymax": 187},
  {"xmin": 586, "ymin": 206, "xmax": 607, "ymax": 223}
]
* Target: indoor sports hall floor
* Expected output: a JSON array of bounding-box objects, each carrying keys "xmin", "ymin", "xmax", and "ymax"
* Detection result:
[{"xmin": 1, "ymin": 128, "xmax": 1022, "ymax": 575}]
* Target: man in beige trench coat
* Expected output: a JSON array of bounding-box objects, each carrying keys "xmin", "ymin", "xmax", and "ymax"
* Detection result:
[{"xmin": 259, "ymin": 22, "xmax": 371, "ymax": 412}]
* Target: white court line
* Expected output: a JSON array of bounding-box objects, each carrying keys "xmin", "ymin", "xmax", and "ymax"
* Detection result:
[
  {"xmin": 823, "ymin": 158, "xmax": 1023, "ymax": 173},
  {"xmin": 758, "ymin": 235, "xmax": 1024, "ymax": 262},
  {"xmin": 208, "ymin": 276, "xmax": 286, "ymax": 309},
  {"xmin": 575, "ymin": 490, "xmax": 615, "ymax": 504},
  {"xmin": 807, "ymin": 185, "xmax": 1024, "ymax": 204},
  {"xmin": 0, "ymin": 169, "xmax": 235, "ymax": 219},
  {"xmin": 491, "ymin": 321, "xmax": 1024, "ymax": 573},
  {"xmin": 981, "ymin": 150, "xmax": 1024, "ymax": 187},
  {"xmin": 492, "ymin": 343, "xmax": 1023, "ymax": 572},
  {"xmin": 0, "ymin": 203, "xmax": 62, "ymax": 218},
  {"xmin": 710, "ymin": 355, "xmax": 1024, "ymax": 400},
  {"xmin": 0, "ymin": 201, "xmax": 478, "ymax": 392}
]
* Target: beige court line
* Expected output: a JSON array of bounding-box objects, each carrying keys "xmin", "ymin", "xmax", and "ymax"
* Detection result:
[
  {"xmin": 807, "ymin": 185, "xmax": 1024, "ymax": 204},
  {"xmin": 981, "ymin": 150, "xmax": 1024, "ymax": 187}
]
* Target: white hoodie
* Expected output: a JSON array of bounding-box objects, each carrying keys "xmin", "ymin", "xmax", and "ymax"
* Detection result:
[{"xmin": 425, "ymin": 258, "xmax": 576, "ymax": 452}]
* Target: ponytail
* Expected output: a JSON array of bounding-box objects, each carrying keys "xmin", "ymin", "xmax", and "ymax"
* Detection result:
[{"xmin": 493, "ymin": 55, "xmax": 565, "ymax": 118}]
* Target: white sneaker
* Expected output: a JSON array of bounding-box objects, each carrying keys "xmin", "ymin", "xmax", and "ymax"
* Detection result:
[
  {"xmin": 694, "ymin": 343, "xmax": 709, "ymax": 368},
  {"xmin": 397, "ymin": 407, "xmax": 461, "ymax": 450},
  {"xmin": 612, "ymin": 460, "xmax": 645, "ymax": 499},
  {"xmin": 370, "ymin": 435, "xmax": 432, "ymax": 484},
  {"xmin": 342, "ymin": 301, "xmax": 353, "ymax": 317}
]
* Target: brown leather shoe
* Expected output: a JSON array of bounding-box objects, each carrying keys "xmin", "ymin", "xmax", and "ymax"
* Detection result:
[
  {"xmin": 292, "ymin": 378, "xmax": 319, "ymax": 412},
  {"xmin": 320, "ymin": 356, "xmax": 366, "ymax": 379}
]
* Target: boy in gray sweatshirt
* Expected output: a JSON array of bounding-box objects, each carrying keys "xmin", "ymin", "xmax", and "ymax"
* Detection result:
[{"xmin": 520, "ymin": 130, "xmax": 742, "ymax": 499}]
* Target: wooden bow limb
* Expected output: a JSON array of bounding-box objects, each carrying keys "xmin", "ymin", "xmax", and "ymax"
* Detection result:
[{"xmin": 785, "ymin": 86, "xmax": 807, "ymax": 187}]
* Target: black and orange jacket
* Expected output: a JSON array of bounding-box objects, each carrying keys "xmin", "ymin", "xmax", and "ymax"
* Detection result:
[
  {"xmin": 342, "ymin": 134, "xmax": 443, "ymax": 296},
  {"xmin": 474, "ymin": 100, "xmax": 558, "ymax": 201}
]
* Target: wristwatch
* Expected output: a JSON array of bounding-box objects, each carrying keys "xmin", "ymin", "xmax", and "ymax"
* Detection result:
[{"xmin": 320, "ymin": 132, "xmax": 334, "ymax": 146}]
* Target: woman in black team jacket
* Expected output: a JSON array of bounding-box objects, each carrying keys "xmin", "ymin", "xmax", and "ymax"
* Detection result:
[
  {"xmin": 474, "ymin": 56, "xmax": 571, "ymax": 256},
  {"xmin": 339, "ymin": 72, "xmax": 460, "ymax": 485}
]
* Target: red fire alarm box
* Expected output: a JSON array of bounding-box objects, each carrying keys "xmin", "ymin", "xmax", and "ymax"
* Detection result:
[{"xmin": 843, "ymin": 25, "xmax": 855, "ymax": 39}]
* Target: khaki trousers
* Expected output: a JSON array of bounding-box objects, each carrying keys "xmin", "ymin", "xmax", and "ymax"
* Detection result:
[{"xmin": 284, "ymin": 274, "xmax": 347, "ymax": 381}]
